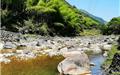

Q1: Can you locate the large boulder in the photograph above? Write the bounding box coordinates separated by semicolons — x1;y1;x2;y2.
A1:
58;51;91;75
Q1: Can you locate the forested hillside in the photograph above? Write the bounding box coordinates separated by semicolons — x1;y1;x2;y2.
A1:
1;0;102;36
107;17;120;34
102;17;120;35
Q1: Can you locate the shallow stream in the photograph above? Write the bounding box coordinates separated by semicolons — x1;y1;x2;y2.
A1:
90;54;106;75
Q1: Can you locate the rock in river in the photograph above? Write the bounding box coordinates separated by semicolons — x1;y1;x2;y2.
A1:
58;51;91;75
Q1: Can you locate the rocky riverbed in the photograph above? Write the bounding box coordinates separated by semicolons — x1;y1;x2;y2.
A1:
0;30;120;75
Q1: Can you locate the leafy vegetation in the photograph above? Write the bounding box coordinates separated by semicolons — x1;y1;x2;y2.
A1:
2;0;119;36
102;17;120;35
102;45;120;72
102;45;118;68
1;0;102;36
80;29;101;36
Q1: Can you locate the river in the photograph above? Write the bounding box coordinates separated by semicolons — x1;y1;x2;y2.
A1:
90;54;106;75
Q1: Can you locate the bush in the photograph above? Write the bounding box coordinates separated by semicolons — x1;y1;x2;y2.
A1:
39;23;49;35
80;29;101;36
104;17;120;35
102;45;120;69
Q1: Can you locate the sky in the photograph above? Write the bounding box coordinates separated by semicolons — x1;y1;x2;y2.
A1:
67;0;120;21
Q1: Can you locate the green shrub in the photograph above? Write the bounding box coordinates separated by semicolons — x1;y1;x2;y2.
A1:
80;29;101;36
102;17;120;35
39;23;49;35
102;45;120;69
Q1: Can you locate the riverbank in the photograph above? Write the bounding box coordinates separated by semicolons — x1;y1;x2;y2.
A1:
0;30;120;75
102;45;120;75
0;32;119;63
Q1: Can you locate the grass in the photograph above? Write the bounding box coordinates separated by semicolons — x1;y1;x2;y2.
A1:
1;55;64;75
80;29;101;36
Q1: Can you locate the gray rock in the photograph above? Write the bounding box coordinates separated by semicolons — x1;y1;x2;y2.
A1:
101;44;112;51
0;42;4;50
59;47;68;54
22;50;31;54
3;42;17;49
89;44;102;54
36;39;47;46
16;52;36;60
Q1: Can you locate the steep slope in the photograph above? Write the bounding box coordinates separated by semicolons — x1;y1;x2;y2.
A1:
1;0;103;36
80;9;106;24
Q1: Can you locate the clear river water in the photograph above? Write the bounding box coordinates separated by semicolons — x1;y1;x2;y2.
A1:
90;54;106;75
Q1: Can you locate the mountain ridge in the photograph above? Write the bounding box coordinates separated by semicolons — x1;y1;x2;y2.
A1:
80;9;106;24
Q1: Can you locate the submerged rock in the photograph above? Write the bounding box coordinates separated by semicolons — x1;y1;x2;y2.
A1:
16;52;36;60
15;50;36;60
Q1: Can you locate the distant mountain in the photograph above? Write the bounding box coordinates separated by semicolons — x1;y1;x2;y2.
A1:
80;9;106;24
